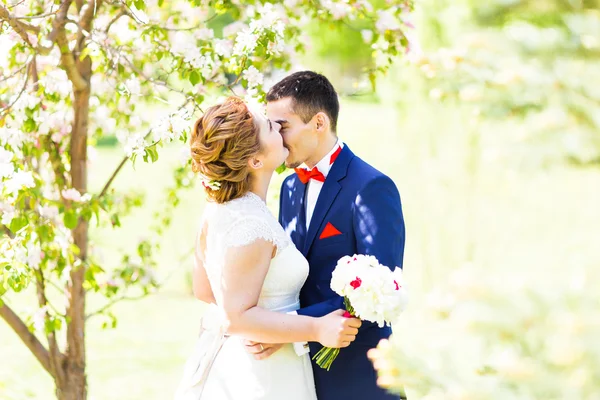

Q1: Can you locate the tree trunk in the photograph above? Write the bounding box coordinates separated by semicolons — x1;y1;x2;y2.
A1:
59;50;92;400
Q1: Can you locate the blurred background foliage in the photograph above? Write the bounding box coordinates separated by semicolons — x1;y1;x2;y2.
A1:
2;0;600;398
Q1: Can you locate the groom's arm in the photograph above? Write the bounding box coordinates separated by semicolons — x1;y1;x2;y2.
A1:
353;175;405;270
351;175;405;332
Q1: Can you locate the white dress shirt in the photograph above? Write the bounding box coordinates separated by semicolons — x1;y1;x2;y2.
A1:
305;140;344;230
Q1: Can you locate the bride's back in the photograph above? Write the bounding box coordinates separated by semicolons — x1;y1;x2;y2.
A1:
200;192;309;313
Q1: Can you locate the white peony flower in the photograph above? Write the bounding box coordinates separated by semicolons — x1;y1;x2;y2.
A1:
330;254;408;327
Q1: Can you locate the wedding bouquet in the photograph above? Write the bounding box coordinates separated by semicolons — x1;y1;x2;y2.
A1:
313;254;409;371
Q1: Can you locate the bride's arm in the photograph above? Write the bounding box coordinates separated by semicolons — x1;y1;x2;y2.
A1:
192;227;216;304
221;238;360;346
192;249;216;304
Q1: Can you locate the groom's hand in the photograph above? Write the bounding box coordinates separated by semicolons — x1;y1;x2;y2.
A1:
243;340;283;360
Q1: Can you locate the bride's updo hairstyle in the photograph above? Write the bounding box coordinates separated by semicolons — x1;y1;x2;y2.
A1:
190;97;261;204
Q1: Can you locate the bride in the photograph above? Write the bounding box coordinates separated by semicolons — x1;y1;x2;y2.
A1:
174;97;361;400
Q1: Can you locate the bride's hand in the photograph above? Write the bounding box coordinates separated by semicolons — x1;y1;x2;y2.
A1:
243;340;284;360
315;309;361;348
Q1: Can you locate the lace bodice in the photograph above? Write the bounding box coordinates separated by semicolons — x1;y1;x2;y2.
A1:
200;192;309;312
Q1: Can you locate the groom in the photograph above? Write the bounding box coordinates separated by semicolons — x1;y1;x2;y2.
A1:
248;71;405;400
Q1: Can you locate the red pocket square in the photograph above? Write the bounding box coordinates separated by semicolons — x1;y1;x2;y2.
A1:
320;222;342;239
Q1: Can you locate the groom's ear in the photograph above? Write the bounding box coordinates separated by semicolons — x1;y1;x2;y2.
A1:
314;112;330;133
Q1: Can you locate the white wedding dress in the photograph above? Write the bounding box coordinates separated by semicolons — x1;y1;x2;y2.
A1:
175;192;317;400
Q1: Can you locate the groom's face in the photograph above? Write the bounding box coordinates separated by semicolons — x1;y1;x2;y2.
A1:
266;97;318;169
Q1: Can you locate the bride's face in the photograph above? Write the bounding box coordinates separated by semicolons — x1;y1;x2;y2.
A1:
250;108;289;172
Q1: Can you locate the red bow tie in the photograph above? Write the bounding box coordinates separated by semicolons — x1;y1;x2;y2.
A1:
294;145;342;185
295;167;325;184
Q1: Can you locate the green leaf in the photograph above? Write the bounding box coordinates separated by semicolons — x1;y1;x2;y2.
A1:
158;0;164;7
189;70;200;86
9;215;27;233
276;163;287;174
134;0;145;11
111;214;121;228
143;145;159;163
64;209;78;229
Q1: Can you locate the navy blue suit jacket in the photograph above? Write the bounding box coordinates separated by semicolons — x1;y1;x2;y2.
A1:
279;145;405;400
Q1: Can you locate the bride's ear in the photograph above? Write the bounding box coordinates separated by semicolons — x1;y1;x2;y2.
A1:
248;156;264;170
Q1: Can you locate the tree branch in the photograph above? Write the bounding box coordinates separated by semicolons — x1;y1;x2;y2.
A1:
0;302;52;376
2;225;15;238
98;155;128;198
34;269;66;384
104;9;127;33
85;246;194;320
0;63;30;119
0;4;39;46
98;98;192;198
84;292;148;320
52;1;88;91
80;0;103;31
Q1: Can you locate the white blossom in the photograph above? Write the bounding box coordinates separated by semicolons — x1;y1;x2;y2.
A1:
170;31;196;56
61;188;91;202
322;0;352;20
124;75;142;96
41;69;71;97
179;145;191;167
250;3;282;33
123;134;147;158
223;21;247;38
0;147;15;178
27;241;43;269
0;202;16;226
4;170;35;195
152;109;191;143
38;204;59;219
196;28;214;41
32;305;49;333
376;9;401;33
233;29;258;56
361;29;374;44
214;39;234;58
243;66;264;88
184;53;215;79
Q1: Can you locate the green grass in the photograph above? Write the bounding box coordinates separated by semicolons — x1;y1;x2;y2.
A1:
2;98;600;399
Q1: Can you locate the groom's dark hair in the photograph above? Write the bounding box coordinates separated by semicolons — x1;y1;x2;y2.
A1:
266;71;340;133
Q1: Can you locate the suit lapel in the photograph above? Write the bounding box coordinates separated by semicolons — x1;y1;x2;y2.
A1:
302;146;354;256
287;177;307;251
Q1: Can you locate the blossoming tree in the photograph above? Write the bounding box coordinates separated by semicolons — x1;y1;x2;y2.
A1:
0;0;412;398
